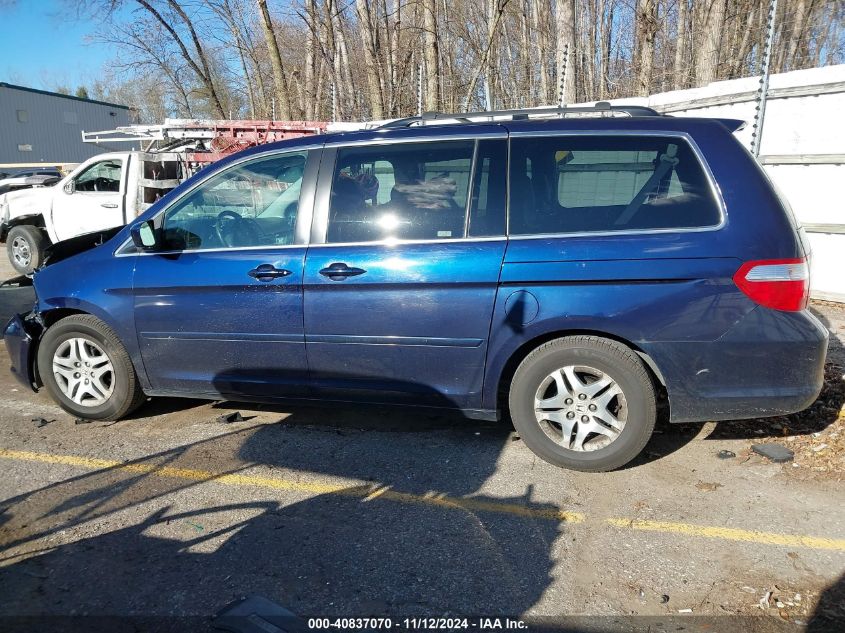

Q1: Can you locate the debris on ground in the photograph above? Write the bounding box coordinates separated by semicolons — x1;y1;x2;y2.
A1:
695;481;723;492
660;594;670;604
677;608;692;613
717;449;736;459
752;443;795;463
710;361;845;479
216;411;244;424
759;590;773;610
73;418;91;425
31;417;53;427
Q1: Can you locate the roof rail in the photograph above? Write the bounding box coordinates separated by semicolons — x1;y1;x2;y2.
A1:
379;102;662;129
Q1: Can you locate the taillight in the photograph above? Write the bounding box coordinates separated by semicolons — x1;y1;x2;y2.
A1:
733;258;809;311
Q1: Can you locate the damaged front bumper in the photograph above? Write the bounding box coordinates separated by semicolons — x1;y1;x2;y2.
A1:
4;311;43;391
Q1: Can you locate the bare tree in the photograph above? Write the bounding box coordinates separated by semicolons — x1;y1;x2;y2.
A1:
130;0;226;117
74;0;843;123
463;0;509;111
555;0;576;104
257;0;292;119
422;0;441;111
356;0;385;118
634;0;658;96
695;0;727;85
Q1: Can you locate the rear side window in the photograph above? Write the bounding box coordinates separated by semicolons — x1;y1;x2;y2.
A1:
508;135;721;235
327;140;474;243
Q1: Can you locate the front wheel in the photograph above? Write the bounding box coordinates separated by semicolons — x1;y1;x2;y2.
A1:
509;336;657;472
37;315;146;420
6;225;47;274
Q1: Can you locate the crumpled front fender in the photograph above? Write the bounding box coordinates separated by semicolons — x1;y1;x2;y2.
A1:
3;312;44;390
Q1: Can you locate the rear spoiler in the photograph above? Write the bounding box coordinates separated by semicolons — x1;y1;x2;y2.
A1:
715;118;746;132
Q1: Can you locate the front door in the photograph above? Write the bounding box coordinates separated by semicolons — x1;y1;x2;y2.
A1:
132;147;319;398
52;156;126;241
303;134;508;410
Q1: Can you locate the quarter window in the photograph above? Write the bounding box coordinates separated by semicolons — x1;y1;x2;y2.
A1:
327;141;475;243
161;151;307;251
468;139;507;237
508;135;720;235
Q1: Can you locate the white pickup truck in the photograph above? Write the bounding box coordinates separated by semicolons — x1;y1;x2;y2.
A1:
0;151;184;273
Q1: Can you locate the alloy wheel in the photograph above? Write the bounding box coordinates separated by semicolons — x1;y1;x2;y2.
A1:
52;337;115;407
534;365;628;452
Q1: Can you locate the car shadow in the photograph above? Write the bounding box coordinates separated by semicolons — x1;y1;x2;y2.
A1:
0;376;570;628
807;570;845;632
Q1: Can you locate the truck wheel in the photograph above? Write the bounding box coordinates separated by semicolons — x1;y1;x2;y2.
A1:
509;336;657;472
6;225;46;274
37;315;146;420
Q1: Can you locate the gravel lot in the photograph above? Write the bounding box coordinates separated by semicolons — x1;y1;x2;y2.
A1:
0;256;843;632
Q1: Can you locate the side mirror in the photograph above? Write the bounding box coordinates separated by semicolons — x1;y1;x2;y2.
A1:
130;220;158;251
63;180;75;195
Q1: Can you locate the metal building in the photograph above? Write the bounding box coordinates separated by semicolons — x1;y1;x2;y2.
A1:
0;82;131;166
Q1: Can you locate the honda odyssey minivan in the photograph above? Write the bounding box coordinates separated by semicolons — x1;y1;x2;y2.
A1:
4;104;828;471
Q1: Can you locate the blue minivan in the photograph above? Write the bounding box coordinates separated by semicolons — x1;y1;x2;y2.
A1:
3;105;829;471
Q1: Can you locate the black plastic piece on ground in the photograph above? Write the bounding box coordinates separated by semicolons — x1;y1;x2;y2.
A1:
717;449;736;459
31;417;53;427
751;443;794;463
73;418;92;425
217;411;244;423
213;595;306;633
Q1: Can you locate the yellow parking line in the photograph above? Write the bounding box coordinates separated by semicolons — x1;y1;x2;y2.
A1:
604;518;845;551
0;448;583;523
2;448;844;551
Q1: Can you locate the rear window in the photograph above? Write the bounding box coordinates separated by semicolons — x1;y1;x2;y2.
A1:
508;135;721;235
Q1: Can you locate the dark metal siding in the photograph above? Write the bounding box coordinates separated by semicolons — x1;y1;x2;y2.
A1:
0;84;131;165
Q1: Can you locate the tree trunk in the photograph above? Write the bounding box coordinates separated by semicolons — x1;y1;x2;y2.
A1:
784;0;810;70
386;0;401;115
422;0;440;111
634;0;657;96
330;1;356;118
531;0;550;103
555;0;576;104
463;0;508;111
257;0;292;120
730;0;757;77
673;0;689;88
303;0;317;120
695;0;727;86
600;0;614;98
356;0;385;119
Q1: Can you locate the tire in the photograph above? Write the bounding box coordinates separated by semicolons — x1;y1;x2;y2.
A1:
509;336;657;472
6;225;46;274
37;315;146;420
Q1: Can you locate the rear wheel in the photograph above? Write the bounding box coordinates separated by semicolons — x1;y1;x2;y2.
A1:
509;336;657;472
6;225;46;274
37;315;146;420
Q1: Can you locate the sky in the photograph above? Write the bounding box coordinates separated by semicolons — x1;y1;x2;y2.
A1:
0;0;117;92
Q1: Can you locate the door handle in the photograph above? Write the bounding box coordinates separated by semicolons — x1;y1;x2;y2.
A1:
101;203;118;209
319;262;366;281
248;264;292;281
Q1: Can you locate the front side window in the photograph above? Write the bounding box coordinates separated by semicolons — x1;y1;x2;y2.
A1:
75;160;123;193
327;140;474;243
509;135;720;235
161;151;307;251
